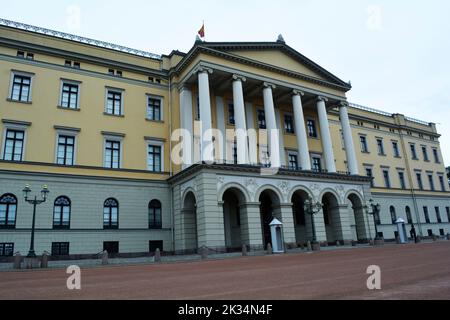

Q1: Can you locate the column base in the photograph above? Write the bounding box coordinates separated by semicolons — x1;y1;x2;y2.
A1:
374;238;385;246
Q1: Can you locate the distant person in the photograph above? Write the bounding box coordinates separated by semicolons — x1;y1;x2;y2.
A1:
410;224;417;243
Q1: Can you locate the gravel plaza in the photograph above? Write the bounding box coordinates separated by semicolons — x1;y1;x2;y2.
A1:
1;241;449;300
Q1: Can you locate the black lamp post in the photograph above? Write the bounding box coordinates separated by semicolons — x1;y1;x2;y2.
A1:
368;199;381;240
304;197;323;245
23;184;49;258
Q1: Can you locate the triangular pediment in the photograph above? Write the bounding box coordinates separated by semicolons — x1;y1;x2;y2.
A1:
195;42;351;90
226;49;326;80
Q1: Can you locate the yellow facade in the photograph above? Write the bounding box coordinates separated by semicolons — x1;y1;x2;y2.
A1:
1;20;450;258
0;23;448;196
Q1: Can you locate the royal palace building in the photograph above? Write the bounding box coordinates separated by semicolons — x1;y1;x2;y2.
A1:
0;19;449;259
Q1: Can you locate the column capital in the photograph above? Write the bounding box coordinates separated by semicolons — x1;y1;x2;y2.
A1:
232;74;247;82
263;82;276;90
338;101;349;108
317;96;329;103
292;89;304;97
179;84;191;92
196;66;213;75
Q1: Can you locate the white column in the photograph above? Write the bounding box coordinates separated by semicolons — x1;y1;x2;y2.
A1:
316;96;336;173
179;86;193;169
262;82;280;168
275;108;286;166
215;96;226;162
232;75;248;164
245;102;258;165
339;102;359;175
198;67;214;163
292;90;311;171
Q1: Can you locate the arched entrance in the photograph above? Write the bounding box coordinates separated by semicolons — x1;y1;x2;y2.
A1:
321;192;340;244
347;193;368;242
259;189;281;249
222;188;246;250
291;190;311;244
182;191;198;253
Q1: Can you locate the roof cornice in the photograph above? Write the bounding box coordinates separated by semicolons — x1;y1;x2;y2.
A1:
0;37;167;78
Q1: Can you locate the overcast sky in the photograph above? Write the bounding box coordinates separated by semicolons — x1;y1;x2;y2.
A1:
3;0;450;166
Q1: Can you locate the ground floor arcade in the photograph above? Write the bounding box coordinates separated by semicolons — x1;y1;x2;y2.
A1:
171;164;374;254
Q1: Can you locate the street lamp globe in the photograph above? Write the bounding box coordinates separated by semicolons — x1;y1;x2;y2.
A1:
22;184;31;200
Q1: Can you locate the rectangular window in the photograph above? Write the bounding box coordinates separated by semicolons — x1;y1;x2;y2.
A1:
103;206;118;230
288;153;298;170
392;141;400;157
312;157;322;172
147;97;162;121
105;140;121;169
284;115;294;134
428;174;435;191
383;170;391;188
424;207;430;223
422;146;429;161
60;83;79;109
103;241;119;254
228;104;235;125
196;97;200;120
416;173;423;190
232;142;238;165
57;135;75;166
26;53;34;60
410;144;418;159
3;129;24;161
260;146;270;167
360;136;368;153
398;172;406;189
433;149;440;163
148;145;162;172
446;207;450;223
73;62;80;69
149;241;163;253
11;74;31;102
439;176;446;191
366;168;374;187
17;51;25;58
307;120;317;138
376;139;385;155
0;243;14;257
106;90;122;116
257;109;266;129
435;207;442;223
51;242;69;256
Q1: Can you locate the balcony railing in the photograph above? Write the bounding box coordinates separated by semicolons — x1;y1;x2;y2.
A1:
196;160;351;176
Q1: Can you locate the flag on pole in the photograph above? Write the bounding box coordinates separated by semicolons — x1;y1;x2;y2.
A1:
198;22;205;38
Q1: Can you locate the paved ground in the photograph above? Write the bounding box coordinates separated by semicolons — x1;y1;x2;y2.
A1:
0;241;449;300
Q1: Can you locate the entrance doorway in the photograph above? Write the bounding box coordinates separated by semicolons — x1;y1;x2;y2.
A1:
259;189;281;249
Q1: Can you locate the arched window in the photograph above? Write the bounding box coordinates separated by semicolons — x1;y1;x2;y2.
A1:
53;196;71;229
390;206;397;224
0;194;17;228
149;200;162;229
406;206;413;224
103;198;119;229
